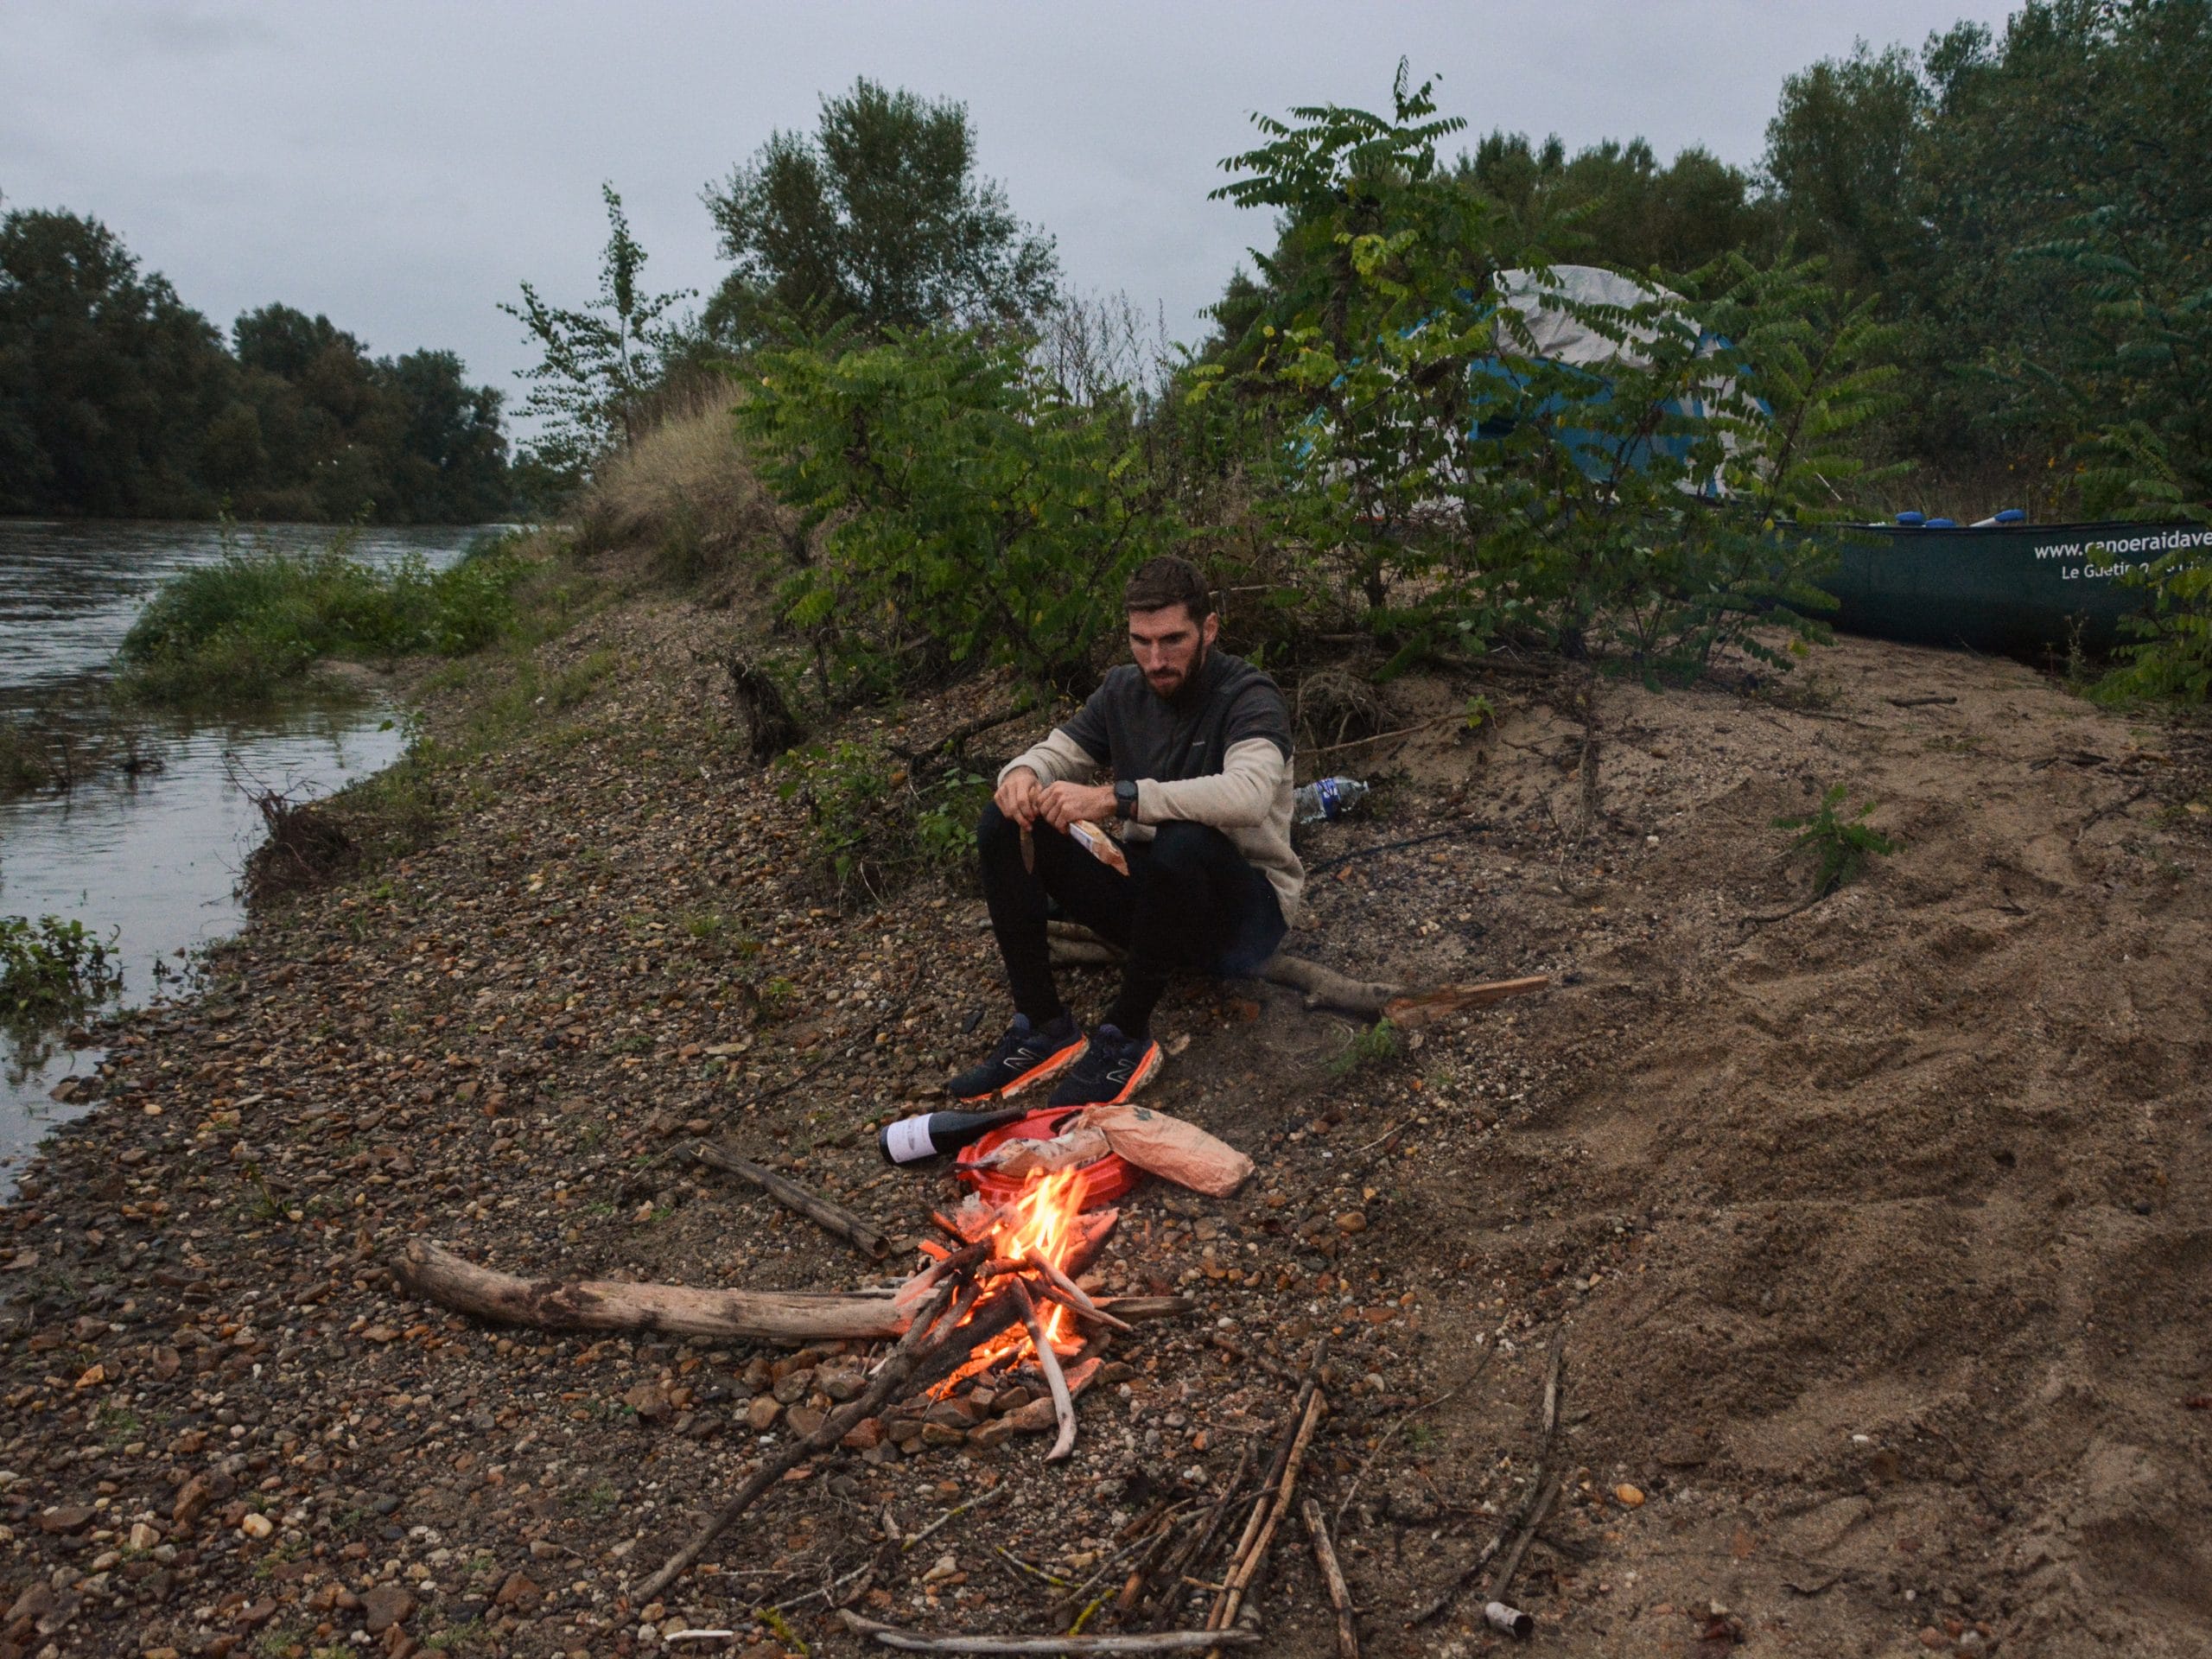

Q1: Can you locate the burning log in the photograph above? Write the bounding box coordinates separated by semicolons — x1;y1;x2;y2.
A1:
837;1612;1259;1653
692;1141;888;1260
1007;1277;1077;1461
1033;1276;1135;1333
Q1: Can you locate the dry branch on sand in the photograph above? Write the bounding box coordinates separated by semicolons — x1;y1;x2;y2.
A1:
1042;922;1547;1021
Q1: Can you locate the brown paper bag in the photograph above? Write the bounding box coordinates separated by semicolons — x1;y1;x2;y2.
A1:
1081;1103;1253;1197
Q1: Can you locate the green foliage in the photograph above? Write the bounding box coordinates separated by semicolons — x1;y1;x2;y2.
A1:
1200;67;1896;683
0;207;510;521
741;327;1174;695
2096;511;2212;704
1461;131;1780;273
1765;2;2212;497
1;915;123;1031
1772;785;1900;896
118;528;533;702
702;78;1058;347
772;741;994;904
502;184;693;487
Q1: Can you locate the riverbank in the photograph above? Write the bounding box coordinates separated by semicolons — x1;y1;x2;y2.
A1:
1;536;2209;1657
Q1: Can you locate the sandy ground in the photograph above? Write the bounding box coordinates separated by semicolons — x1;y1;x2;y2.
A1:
1;565;2207;1659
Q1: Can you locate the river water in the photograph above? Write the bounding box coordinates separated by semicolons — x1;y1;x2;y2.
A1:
0;520;491;1180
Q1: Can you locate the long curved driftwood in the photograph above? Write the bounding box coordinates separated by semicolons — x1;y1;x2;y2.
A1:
392;1240;908;1343
394;1215;1164;1350
1046;927;1547;1022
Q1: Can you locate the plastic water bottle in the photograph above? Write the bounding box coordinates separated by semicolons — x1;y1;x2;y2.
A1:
1294;776;1370;823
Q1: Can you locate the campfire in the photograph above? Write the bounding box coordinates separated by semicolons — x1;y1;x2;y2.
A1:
904;1166;1123;1455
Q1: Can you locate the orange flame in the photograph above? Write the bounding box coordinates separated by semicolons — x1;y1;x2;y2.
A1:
930;1167;1091;1395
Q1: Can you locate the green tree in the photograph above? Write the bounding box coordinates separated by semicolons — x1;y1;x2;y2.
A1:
1199;67;1896;681
1763;41;1930;290
0;207;234;514
739;327;1170;695
703;78;1058;345
1461;132;1779;274
502;183;691;485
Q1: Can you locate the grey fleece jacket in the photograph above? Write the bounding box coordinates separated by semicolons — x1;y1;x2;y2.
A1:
999;651;1305;922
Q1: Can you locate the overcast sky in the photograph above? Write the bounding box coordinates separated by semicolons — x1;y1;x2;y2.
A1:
5;2;2020;435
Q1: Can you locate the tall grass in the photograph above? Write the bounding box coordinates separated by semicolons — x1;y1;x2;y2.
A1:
118;529;536;702
580;382;791;585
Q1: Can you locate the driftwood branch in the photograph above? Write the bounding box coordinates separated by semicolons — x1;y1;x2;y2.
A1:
1211;1387;1325;1641
634;1280;961;1602
1382;976;1549;1028
1300;1498;1360;1659
838;1611;1257;1653
1009;1276;1078;1462
1046;924;1546;1022
1412;1335;1567;1626
693;1141;888;1260
392;1241;907;1343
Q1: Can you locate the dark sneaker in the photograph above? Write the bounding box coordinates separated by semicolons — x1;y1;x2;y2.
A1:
947;1014;1087;1103
1046;1024;1162;1108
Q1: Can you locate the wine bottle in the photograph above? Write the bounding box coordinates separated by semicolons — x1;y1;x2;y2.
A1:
879;1106;1027;1166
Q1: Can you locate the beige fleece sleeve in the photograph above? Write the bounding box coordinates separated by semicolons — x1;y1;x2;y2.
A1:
998;728;1103;790
1133;738;1286;830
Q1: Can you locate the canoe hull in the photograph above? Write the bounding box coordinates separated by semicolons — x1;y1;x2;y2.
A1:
1818;521;2209;658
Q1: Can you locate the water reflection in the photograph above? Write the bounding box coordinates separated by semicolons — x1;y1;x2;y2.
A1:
0;518;493;1180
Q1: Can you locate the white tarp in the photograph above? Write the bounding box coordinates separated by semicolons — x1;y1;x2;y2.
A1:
1493;264;1689;369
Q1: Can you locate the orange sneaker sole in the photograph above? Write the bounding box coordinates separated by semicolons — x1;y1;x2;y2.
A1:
1100;1041;1162;1104
990;1038;1088;1101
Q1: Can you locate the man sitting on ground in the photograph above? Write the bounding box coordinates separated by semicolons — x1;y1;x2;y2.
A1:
950;556;1304;1107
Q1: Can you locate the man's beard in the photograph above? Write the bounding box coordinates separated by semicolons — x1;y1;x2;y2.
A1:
1146;642;1207;702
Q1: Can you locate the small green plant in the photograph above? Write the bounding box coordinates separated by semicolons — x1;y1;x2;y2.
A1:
2096;531;2212;705
1;915;124;1028
913;767;994;867
1330;1018;1401;1077
774;740;897;897
1772;785;1899;896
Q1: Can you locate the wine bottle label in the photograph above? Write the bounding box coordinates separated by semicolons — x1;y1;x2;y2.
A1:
884;1116;938;1164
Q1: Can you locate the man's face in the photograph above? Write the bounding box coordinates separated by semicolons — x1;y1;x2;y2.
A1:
1128;604;1218;700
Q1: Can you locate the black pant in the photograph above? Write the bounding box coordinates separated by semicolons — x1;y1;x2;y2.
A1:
977;803;1287;1037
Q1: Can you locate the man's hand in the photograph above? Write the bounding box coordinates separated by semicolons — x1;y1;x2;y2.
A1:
1038;780;1118;831
995;766;1044;827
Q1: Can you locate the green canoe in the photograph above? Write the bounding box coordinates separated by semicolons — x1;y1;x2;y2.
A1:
1818;519;2211;658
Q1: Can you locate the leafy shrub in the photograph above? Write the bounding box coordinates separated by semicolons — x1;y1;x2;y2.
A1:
2098;541;2212;703
1198;65;1898;684
118;529;534;702
773;741;994;904
1772;785;1899;895
2;915;123;1029
739;327;1176;696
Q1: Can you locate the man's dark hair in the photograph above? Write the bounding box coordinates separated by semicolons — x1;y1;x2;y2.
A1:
1123;556;1213;623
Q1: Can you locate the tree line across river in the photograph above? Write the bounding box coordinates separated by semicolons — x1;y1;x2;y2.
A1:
2;0;2205;525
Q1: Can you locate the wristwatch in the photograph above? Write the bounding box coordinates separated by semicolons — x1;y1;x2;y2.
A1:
1114;779;1140;822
